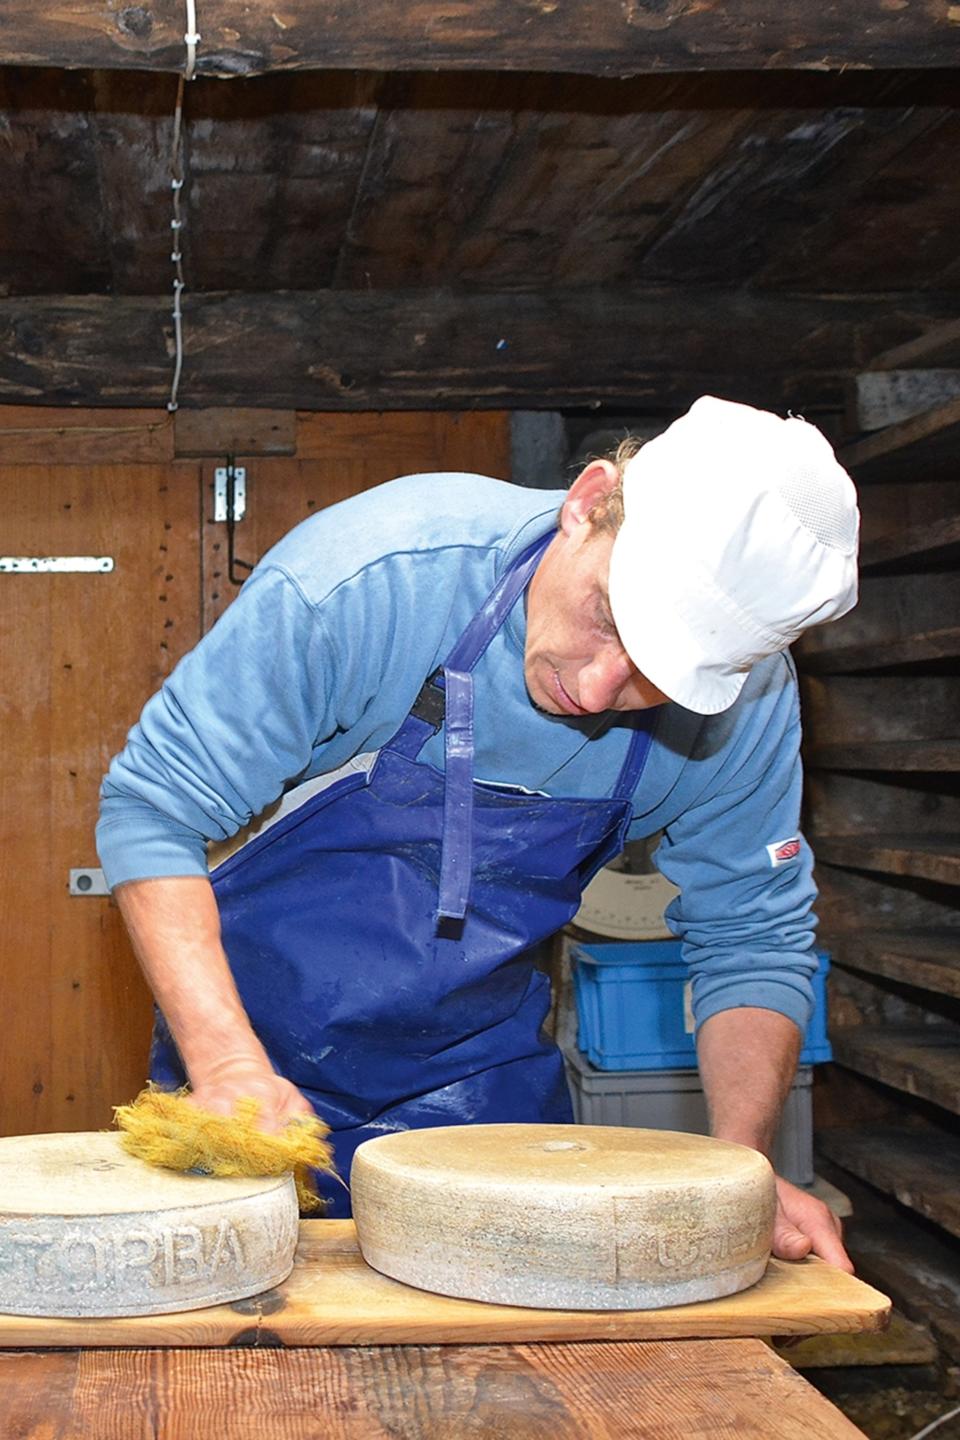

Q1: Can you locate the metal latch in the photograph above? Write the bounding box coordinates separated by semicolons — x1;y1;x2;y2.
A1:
214;465;246;522
69;868;110;896
1;557;114;573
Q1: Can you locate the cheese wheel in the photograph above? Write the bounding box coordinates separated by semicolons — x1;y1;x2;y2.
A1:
352;1124;776;1310
0;1132;299;1317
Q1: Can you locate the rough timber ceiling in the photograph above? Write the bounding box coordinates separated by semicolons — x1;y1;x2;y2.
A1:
0;54;957;411
1;67;958;299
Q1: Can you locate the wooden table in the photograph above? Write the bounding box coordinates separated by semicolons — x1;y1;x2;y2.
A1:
0;1221;881;1436
0;1339;867;1437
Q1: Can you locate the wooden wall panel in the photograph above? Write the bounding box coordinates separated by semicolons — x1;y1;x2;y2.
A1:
0;407;173;465
801;676;960;745
0;462;201;1136
798;570;960;660
806;773;960;838
0;409;508;1135
202;410;511;629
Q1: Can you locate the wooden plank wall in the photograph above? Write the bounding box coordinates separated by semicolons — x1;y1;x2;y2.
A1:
0;406;511;1138
0;455;201;1136
795;380;960;1363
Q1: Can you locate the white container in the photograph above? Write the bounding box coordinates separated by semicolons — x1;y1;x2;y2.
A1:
563;1041;814;1188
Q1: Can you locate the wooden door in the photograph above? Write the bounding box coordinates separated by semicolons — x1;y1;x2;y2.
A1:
0;409;510;1138
0;461;201;1136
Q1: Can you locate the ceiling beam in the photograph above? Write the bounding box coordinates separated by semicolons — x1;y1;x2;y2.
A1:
0;289;954;413
2;2;957;77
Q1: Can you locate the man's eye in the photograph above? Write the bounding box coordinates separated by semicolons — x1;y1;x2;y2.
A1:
596;603;618;638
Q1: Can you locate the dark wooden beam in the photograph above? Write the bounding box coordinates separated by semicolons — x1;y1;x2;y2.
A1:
0;289;955;412
2;2;958;77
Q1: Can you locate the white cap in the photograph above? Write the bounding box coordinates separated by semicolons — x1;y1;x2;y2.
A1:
607;395;860;716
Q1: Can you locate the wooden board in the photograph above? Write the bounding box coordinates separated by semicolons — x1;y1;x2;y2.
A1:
830;930;960;1001
830;1025;960;1115
861;512;960;569
3;0;957;75
816;1160;960;1367
772;1308;936;1370
839;394;960;483
817;1125;960;1238
814;836;960;887
0;406;172;464
0;1339;870;1440
799;625;960;674
0;1219;890;1348
806;739;960;771
1;290;952;412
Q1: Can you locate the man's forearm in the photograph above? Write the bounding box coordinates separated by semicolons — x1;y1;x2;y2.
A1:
695;1006;801;1157
114;875;271;1087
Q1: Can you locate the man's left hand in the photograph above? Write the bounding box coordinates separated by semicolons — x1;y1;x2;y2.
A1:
773;1175;853;1271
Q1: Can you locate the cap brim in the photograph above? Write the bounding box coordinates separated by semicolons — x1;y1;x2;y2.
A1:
608;524;750;716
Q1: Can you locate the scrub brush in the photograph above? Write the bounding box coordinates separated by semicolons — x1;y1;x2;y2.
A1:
113;1084;334;1212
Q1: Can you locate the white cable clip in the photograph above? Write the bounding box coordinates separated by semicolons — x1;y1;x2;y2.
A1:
183;0;200;80
171;178;184;191
170;219;183;230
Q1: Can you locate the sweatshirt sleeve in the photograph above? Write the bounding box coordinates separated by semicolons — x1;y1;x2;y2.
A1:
652;654;818;1035
97;565;341;888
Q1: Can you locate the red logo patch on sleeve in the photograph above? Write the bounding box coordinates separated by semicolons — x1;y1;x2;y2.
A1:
767;837;801;866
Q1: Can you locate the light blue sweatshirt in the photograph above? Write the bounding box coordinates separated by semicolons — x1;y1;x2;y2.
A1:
98;473;818;1034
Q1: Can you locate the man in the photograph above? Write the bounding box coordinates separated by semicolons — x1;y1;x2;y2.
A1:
98;395;859;1267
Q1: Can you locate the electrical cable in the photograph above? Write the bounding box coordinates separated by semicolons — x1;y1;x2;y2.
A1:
167;1;200;413
905;1405;960;1440
183;0;200;82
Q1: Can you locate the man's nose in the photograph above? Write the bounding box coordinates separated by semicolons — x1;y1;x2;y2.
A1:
578;645;637;712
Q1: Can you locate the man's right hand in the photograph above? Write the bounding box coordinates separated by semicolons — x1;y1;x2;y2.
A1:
188;1057;316;1134
114;875;315;1136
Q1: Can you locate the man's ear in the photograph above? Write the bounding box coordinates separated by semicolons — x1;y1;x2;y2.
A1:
560;459;620;536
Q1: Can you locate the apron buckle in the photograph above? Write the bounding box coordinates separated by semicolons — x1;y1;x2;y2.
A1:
410;669;446;732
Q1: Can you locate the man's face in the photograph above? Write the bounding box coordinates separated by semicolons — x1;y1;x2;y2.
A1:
524;462;670;716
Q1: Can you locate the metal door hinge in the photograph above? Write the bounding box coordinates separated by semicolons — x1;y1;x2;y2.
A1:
214;465;246;522
1;557;114;574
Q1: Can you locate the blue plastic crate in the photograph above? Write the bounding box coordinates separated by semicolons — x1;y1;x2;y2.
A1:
571;939;832;1071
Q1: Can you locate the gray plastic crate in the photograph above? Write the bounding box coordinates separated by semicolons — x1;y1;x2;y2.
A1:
563;1040;814;1188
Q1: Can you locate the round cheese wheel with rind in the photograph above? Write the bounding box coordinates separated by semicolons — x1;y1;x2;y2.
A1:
0;1132;299;1317
352;1124;776;1310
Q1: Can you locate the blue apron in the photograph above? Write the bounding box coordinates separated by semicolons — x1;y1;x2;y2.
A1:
150;531;655;1214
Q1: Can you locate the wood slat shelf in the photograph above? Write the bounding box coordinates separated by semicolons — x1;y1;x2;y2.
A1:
861;512;960;569
839;394;960;483
831;1025;960;1116
772;1310;937;1371
799;626;960;674
814;1161;960;1365
814;836;960;886
829;930;960;1000
807;739;960;771
817;1126;960;1239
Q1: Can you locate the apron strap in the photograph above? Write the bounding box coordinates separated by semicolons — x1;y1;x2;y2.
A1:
389;528;553;762
443;530;553;675
436;669;475;922
611;709;659;800
390;525;658;926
